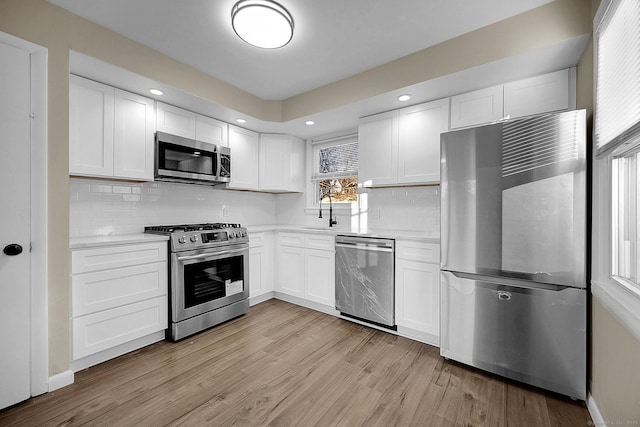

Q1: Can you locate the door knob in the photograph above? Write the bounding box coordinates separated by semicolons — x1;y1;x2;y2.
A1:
3;244;23;256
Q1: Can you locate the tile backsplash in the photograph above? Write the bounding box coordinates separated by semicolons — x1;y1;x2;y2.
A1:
70;178;440;237
69;178;277;237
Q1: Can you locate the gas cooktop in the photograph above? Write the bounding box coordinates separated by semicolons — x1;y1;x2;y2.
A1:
144;222;248;252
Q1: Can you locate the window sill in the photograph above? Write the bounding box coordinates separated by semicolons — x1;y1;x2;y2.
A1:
591;278;640;343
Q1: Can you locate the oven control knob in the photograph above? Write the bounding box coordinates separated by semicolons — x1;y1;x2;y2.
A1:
229;232;235;239
190;235;198;243
241;231;247;237
178;236;186;244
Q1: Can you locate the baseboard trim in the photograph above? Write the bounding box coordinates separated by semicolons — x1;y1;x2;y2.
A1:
587;393;604;426
48;370;74;392
249;292;275;306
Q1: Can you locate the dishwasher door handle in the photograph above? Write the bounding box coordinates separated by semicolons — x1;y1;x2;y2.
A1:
336;242;394;252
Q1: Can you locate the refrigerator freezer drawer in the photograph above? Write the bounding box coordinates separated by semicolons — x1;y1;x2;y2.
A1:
440;271;586;400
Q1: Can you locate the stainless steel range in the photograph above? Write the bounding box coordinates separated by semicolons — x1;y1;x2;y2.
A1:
145;223;249;341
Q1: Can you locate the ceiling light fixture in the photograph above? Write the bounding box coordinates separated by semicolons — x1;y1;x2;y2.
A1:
305;120;315;125
398;94;411;102
236;118;247;124
149;88;164;96
231;0;294;49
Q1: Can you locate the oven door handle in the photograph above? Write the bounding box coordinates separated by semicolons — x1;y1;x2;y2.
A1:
177;247;247;262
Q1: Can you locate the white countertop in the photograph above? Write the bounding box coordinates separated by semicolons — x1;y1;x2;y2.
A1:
70;233;169;249
70;225;439;248
246;224;440;243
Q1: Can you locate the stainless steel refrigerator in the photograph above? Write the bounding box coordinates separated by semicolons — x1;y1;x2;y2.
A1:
439;110;587;400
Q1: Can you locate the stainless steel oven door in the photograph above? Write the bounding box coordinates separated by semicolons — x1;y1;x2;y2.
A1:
171;244;249;323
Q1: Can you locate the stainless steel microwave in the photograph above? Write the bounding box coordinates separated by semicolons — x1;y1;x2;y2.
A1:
155;131;230;186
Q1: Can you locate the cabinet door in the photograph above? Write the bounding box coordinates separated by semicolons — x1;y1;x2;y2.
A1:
69;75;114;177
113;89;155;180
196;114;228;146
358;110;398;186
398;98;450;184
228;125;259;190
72;296;168;360
277;245;305;298
249;243;273;298
450;85;504;129
259;134;289;191
395;259;440;336
304;249;335;307
155;102;196;139
503;69;570;119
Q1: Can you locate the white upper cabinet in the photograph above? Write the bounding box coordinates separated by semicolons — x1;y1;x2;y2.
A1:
359;98;449;186
358;110;399;187
69;75;154;181
155;102;196;139
69;75;114;177
450;85;504;129
156;102;229;146
259;133;305;192
228;125;259;190
195;114;228;146
113;89;155;180
503;69;571;119
398;98;450;184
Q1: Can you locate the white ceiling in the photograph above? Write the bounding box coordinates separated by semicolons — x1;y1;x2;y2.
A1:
50;0;589;139
50;0;555;100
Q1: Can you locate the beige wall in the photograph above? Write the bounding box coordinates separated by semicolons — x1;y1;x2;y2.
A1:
0;0;594;377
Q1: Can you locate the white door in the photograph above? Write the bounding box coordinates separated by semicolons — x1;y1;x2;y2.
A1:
0;41;31;409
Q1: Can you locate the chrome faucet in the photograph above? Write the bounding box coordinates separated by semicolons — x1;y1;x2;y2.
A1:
318;189;337;227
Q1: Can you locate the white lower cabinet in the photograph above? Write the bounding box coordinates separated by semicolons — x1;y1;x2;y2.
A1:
395;240;440;345
249;232;274;302
70;240;168;369
276;232;335;310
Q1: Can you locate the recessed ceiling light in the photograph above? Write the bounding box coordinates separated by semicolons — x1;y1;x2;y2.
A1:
149;88;164;96
236;118;247;124
305;120;315;125
231;0;294;49
398;94;411;102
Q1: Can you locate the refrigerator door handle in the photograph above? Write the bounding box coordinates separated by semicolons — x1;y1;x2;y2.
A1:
443;270;571;292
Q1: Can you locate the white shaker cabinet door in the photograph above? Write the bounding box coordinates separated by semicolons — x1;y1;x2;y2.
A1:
69;75;114;177
196;114;228;146
113;89;155;180
450;85;504;129
276;245;305;298
503;69;571;119
358;110;399;187
395;259;440;337
228;125;259;190
259;133;290;191
155;102;196;139
397;98;450;184
304;248;335;307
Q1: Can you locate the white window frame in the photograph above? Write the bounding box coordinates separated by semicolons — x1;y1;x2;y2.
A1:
592;0;640;342
305;131;358;213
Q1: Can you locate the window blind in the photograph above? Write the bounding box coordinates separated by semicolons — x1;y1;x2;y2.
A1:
595;0;640;155
311;141;358;181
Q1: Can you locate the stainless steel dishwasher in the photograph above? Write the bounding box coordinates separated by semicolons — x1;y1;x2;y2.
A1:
335;235;395;328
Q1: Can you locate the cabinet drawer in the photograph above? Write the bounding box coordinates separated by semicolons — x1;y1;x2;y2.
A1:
71;242;167;274
278;232;305;248
249;232;266;248
72;296;168;360
305;234;335;251
72;262;168;317
396;240;440;264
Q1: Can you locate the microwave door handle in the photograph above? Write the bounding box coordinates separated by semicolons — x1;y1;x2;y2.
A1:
177;247;247;262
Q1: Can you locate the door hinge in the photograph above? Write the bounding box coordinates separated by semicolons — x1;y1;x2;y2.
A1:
30;242;33;252
29;112;36;119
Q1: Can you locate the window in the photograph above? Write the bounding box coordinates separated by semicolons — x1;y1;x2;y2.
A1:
594;0;640;302
612;149;640;287
309;134;358;207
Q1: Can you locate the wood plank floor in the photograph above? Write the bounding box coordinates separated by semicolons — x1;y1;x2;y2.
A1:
0;299;592;426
